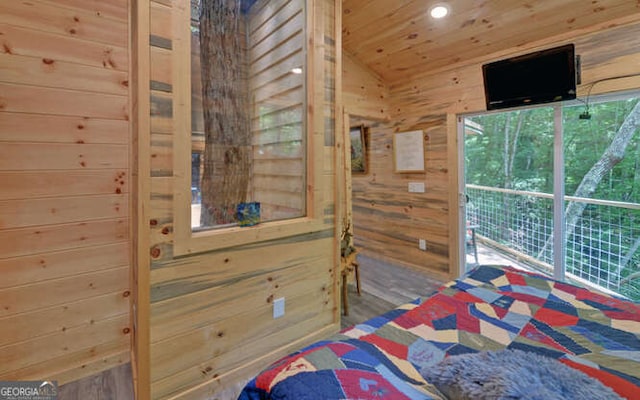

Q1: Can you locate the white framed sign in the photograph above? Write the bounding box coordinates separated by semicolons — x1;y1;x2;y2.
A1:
393;130;425;172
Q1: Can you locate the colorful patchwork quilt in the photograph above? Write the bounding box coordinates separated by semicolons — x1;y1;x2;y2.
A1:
238;265;640;399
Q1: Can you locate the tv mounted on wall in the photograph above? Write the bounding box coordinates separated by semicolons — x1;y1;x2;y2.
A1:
482;44;578;110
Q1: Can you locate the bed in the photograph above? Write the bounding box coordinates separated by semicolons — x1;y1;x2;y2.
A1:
238;265;640;399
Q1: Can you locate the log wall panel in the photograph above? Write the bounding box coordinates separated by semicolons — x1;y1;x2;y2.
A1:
344;20;640;280
164;326;339;400
10;341;130;382
0;195;128;229
0;24;128;72
250;15;304;63
149;232;333;301
150;261;332;381
0;170;128;201
0;0;130;387
0;113;128;144
150;252;332;343
0;291;129;347
0;242;129;289
0;266;129;318
149;177;172;224
150;91;173;135
150;133;173;176
252;74;304;104
144;0;339;397
0;53;128;95
0;218;128;260
150;46;172;88
0;83;128;120
152;289;333;399
0;0;127;47
0;313;129;376
0;143;128;171
149;2;171;42
40;0;129;22
248;0;295;35
250;51;305;90
249;32;305;77
342;52;390;120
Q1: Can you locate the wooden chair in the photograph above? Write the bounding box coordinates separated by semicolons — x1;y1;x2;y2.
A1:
466;223;479;265
341;250;361;316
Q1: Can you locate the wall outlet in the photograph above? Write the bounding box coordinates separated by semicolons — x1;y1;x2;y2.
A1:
408;182;425;193
273;297;285;319
419;239;427;251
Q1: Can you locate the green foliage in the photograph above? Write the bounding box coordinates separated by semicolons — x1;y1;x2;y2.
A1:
465;95;640;300
563;98;640;202
466;98;640;200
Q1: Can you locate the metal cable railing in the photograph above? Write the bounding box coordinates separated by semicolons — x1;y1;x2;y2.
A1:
466;184;640;300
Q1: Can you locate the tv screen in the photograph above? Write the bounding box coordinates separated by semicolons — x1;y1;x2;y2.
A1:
482;44;577;110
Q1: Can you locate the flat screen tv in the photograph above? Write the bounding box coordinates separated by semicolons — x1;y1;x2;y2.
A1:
482;44;577;110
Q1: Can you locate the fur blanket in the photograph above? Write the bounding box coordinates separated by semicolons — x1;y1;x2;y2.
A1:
421;349;622;400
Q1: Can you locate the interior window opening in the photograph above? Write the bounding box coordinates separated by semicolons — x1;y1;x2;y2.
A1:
190;0;307;231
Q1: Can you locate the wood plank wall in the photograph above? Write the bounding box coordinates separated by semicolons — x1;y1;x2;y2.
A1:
343;47;452;279
343;52;390;121
0;0;131;385
145;0;340;398
344;19;640;280
249;0;306;219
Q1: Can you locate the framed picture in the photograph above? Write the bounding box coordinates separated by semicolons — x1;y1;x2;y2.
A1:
393;130;425;172
350;125;368;174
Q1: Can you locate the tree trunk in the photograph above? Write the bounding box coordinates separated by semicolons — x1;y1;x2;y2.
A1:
503;113;512;188
537;100;640;259
198;0;251;226
501;111;527;243
508;111;527;185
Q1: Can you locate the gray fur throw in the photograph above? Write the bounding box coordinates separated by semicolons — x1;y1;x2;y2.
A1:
421;349;622;400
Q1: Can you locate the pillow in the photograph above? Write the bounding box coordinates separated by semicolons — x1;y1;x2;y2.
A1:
421;349;622;400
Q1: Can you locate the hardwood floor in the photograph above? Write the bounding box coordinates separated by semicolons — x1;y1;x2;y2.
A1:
341;254;446;329
341;285;397;329
58;363;134;400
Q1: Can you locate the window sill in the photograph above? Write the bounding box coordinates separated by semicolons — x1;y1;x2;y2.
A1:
173;217;326;256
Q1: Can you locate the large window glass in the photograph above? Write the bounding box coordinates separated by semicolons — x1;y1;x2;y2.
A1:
463;92;640;300
563;95;640;299
190;0;307;230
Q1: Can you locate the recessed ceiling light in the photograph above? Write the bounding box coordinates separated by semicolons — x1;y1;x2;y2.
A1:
430;4;450;19
291;67;303;74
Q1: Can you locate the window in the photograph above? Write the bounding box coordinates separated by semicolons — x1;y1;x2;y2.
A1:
462;92;640;299
174;0;324;255
190;0;306;230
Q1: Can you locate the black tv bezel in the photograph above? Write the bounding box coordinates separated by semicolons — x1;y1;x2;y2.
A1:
482;44;577;110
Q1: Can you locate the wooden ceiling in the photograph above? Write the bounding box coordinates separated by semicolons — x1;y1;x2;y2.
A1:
342;0;640;84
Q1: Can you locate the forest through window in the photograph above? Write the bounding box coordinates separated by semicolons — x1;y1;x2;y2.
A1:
465;93;640;299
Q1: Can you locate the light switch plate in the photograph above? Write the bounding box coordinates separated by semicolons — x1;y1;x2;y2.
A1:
408;182;425;193
419;239;427;251
273;297;285;318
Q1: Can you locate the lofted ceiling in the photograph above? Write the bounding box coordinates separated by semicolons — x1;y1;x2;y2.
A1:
342;0;640;84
